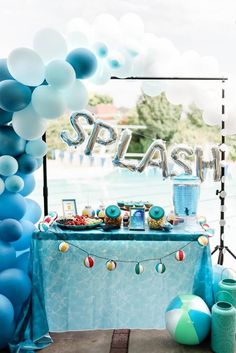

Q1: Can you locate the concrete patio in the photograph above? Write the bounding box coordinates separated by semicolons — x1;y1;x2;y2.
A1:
0;330;212;353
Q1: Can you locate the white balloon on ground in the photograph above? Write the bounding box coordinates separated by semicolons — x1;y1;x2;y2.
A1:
33;28;67;63
64;80;88;111
7;47;44;86
45;60;76;89
12;104;47;140
32;85;66;119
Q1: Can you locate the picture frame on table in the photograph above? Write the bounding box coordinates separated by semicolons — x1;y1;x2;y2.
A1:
129;207;145;230
62;199;77;217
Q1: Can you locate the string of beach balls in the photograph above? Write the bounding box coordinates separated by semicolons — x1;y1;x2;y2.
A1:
39;213;212;275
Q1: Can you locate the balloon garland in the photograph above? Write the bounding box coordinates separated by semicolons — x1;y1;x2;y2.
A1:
0;12;219;348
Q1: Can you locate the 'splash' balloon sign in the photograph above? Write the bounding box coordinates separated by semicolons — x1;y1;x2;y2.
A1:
61;110;221;182
0;13;225;348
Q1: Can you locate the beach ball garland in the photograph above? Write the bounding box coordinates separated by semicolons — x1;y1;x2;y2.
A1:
135;262;144;275
197;235;209;247
175;250;185;262
106;260;117;271
59;242;70;253
156;261;166;274
84;255;95;268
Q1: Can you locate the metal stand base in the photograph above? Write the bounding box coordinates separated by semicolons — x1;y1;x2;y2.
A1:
211;245;236;265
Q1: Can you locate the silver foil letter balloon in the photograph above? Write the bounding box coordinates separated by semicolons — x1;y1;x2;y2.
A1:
171;144;193;175
137;139;169;178
84;119;118;155
112;129;137;172
60;110;95;147
195;146;221;182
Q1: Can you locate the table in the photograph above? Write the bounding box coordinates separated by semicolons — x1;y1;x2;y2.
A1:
10;225;214;353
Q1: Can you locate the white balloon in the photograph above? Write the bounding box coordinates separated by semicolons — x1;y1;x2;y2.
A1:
7;47;45;86
12;104;47;140
92;14;122;43
66;31;89;50
120;13;144;38
33;28;67;63
65;80;88;111
45;60;76;89
89;62;111;85
202;107;221;126
107;51;125;70
32;85;66;119
165;82;196;106
67;18;92;37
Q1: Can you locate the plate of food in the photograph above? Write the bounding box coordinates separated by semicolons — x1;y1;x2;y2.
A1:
55;215;103;230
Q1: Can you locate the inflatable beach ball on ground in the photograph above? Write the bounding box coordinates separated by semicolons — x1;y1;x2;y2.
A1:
165;294;211;345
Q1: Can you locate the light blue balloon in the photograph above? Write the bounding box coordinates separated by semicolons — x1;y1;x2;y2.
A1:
0;268;31;306
0;177;5;195
5;175;24;193
45;60;75;89
0;241;16;272
25;139;47;158
15;251;30;273
0;155;18;176
0;294;15;349
65;80;88;111
22;198;42;224
11;220;35;251
0;192;26;220
18;173;35;197
31;85;66;120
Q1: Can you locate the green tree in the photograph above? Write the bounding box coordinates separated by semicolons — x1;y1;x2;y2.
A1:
89;93;113;106
127;93;182;153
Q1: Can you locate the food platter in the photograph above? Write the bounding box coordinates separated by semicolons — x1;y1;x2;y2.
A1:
55;216;103;230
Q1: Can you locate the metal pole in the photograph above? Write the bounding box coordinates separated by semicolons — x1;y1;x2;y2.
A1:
42;132;48;216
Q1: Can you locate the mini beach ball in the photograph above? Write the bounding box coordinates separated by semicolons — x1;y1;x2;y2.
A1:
165;294;211;345
59;242;69;253
106;260;117;271
84;256;94;268
175;250;185;262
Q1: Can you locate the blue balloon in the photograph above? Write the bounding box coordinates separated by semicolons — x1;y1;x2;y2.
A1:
93;42;108;58
0;155;18;177
15;251;30;273
0;108;12;126
25;139;47;158
0;125;26;157
5;175;24;193
22;198;42;224
36;157;43;169
66;48;98;79
0;268;31;306
0;79;32;112
0;58;13;81
0;241;16;272
0;294;15;349
11;220;35;251
17;154;38;174
18;173;35;197
0;218;23;242
0;192;27;220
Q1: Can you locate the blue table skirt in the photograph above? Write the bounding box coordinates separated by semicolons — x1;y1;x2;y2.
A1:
10;226;214;352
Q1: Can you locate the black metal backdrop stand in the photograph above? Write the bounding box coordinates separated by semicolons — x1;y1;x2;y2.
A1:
42;76;236;265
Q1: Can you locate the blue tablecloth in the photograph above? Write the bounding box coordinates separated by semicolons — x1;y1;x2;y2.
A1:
10;226;214;352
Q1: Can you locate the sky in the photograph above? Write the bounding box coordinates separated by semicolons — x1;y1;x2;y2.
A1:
0;0;235;106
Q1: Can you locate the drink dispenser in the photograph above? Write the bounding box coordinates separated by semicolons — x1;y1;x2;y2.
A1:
173;174;200;218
